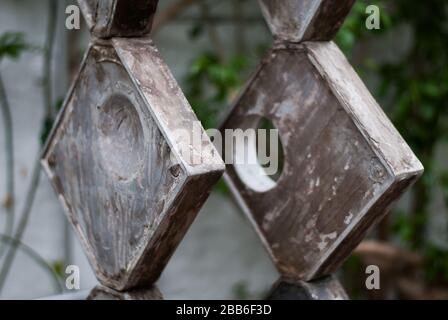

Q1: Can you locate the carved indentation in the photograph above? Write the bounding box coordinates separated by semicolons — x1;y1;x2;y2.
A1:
42;40;225;291
98;94;145;180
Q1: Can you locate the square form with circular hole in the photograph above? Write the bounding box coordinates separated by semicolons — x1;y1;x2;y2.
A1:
42;38;224;291
220;41;423;281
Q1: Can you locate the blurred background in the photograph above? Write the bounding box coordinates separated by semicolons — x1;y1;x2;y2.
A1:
0;0;447;299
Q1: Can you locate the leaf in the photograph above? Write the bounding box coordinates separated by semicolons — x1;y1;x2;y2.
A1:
40;115;55;146
422;83;441;98
51;260;65;279
424;245;448;283
0;32;29;61
188;22;205;40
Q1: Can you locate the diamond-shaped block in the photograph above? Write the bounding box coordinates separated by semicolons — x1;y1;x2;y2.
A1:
42;38;224;291
258;0;355;42
77;0;159;38
221;41;423;281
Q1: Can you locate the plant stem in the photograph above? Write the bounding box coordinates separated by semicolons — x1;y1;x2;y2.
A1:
0;234;63;294
199;0;225;62
0;157;42;293
152;0;199;32
44;0;58;119
0;71;15;257
233;0;246;55
0;0;59;293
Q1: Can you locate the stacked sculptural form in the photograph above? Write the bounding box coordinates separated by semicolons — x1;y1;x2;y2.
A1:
41;0;423;300
42;0;225;299
220;0;423;299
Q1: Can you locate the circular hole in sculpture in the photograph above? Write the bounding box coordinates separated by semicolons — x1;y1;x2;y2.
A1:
233;115;285;193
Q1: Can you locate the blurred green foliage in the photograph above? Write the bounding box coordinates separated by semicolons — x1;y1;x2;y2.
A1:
336;1;392;54
185;53;248;129
0;32;29;61
338;0;448;282
40;97;64;146
329;0;448;284
424;244;448;282
232;281;251;300
51;259;65;280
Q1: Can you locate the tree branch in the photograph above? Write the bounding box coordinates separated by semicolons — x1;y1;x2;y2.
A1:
233;0;246;55
354;240;423;273
152;0;199;33
199;0;225;62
